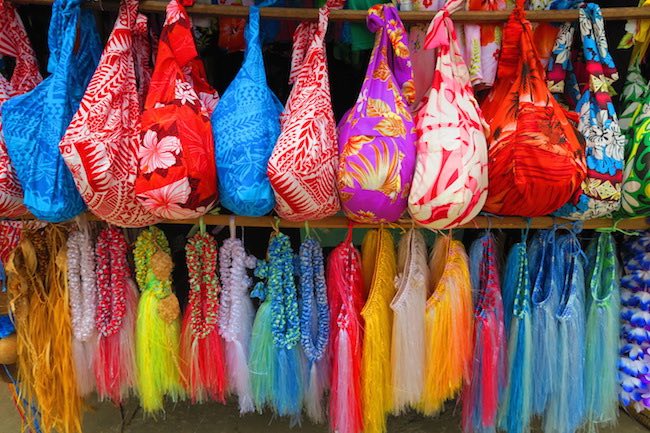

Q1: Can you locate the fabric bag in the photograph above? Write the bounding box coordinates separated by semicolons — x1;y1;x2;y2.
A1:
60;0;159;227
135;0;219;220
0;0;42;218
337;4;416;224
213;2;283;217
1;0;101;222
547;4;624;219
408;0;488;230
267;0;343;222
479;0;586;217
464;0;506;89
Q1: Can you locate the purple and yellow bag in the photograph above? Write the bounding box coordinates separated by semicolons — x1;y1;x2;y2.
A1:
337;3;417;224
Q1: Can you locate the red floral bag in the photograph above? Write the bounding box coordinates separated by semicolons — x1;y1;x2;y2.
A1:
0;0;42;217
60;0;159;227
135;0;219;219
480;1;586;216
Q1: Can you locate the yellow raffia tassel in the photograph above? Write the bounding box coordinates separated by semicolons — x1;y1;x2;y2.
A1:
7;226;83;433
420;236;474;415
134;227;185;414
360;229;396;433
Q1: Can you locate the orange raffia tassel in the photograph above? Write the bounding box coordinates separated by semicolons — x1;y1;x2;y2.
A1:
180;231;227;403
421;236;474;415
328;227;364;433
7;225;83;433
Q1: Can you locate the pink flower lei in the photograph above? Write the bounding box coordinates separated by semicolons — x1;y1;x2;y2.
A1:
95;227;130;337
67;229;97;342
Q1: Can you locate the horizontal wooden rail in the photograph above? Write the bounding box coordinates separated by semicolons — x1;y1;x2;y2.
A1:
13;213;649;230
10;0;650;22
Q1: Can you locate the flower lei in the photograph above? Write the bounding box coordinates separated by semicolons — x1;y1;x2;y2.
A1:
134;226;172;298
219;236;257;341
253;232;300;350
95;227;129;338
67;229;97;342
186;232;220;339
299;238;329;363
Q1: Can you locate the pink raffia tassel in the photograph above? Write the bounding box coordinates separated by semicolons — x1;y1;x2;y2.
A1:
94;227;138;404
180;231;227;403
328;228;364;433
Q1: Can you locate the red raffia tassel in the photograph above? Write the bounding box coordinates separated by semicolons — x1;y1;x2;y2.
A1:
180;231;227;403
328;227;364;433
94;227;138;404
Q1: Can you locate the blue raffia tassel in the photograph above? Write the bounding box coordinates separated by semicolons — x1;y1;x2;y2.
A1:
498;234;533;433
583;232;620;431
544;232;586;433
249;232;304;420
0;315;15;339
529;230;560;416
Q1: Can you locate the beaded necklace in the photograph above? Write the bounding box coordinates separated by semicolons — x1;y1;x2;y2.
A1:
95;227;129;338
299;238;329;362
253;232;300;350
134;226;172;297
186;232;220;339
68;230;97;342
219;230;257;341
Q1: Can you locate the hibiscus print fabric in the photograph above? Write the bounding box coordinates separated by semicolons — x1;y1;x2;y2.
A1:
548;4;624;219
0;0;42;218
60;0;160;227
268;0;343;221
213;4;283;217
408;0;488;229
337;4;417;224
135;0;219;220
480;0;586;217
1;0;101;222
464;0;506;89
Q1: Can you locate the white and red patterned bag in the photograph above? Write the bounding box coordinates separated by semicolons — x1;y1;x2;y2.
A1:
267;0;343;221
59;0;159;227
407;0;488;229
0;0;42;218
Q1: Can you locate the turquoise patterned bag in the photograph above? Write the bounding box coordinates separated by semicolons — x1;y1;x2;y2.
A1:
1;0;101;222
212;3;283;217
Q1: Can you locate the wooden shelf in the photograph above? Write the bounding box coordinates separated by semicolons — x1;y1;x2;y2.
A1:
12;213;647;230
10;0;650;22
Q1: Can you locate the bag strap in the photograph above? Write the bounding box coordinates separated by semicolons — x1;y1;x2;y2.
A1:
133;13;153;107
0;0;41;94
495;0;528;82
162;0;199;69
546;22;576;96
365;3;414;105
47;0;82;74
581;4;617;98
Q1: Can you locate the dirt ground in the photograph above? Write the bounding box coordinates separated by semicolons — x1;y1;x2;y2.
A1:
1;385;648;433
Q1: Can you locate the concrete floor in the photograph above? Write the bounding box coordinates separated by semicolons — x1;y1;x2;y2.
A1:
0;385;648;433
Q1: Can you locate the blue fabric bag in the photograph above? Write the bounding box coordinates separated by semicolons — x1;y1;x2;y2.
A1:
1;0;101;222
212;3;283;217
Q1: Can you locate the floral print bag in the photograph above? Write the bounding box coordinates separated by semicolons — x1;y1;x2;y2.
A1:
267;0;343;222
547;4;625;219
408;0;488;229
0;0;42;218
60;0;159;227
134;0;219;219
479;0;586;217
337;3;416;224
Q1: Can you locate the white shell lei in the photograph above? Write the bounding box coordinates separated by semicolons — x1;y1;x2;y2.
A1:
219;236;257;341
67;229;97;342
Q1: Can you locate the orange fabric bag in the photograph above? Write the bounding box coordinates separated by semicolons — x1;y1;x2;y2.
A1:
480;1;586;217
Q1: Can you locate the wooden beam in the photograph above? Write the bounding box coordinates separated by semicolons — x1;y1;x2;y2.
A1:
10;0;650;22
13;213;648;230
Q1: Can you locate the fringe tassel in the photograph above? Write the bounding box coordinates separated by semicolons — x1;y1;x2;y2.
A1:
249;301;276;412
544;234;586;433
497;242;533;433
584;233;620;431
72;336;97;397
272;345;304;420
136;290;184;413
304;356;330;423
180;309;227;403
421;236;473;416
328;234;364;433
95;280;138;404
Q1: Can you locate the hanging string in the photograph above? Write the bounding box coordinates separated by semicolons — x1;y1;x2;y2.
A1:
298;237;330;423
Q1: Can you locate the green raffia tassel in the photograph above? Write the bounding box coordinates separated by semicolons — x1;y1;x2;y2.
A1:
249;301;276;411
135;227;185;413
